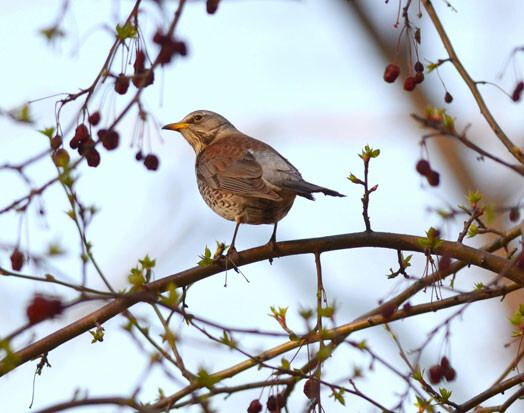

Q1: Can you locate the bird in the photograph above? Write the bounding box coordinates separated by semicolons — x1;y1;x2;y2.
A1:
162;110;344;256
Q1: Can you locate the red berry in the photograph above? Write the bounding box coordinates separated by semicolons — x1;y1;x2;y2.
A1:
383;63;400;83
509;207;520;222
115;74;130;95
50;135;62;150
303;379;320;399
88;111;101;126
247;399;262;413
445;92;453;103
414;61;424;73
10;249;24;271
75;124;89;140
440;356;450;369
135;150;143;161
102;130;119;151
427;170;440;186
144;154;159;171
86;149;101;167
414;72;424;84
428;365;444;384
206;0;219;14
404;76;416;91
52;148;70;167
26;295;63;324
416;159;431;176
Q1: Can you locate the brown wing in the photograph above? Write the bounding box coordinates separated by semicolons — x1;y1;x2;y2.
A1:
196;137;282;201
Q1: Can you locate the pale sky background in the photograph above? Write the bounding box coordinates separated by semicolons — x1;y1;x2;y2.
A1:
1;0;524;412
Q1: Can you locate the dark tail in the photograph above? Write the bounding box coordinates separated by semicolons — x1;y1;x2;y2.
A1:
280;180;345;200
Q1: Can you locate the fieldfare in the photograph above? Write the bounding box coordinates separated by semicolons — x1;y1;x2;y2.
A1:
162;110;344;255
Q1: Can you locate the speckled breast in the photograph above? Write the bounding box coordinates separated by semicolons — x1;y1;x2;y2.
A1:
197;179;296;225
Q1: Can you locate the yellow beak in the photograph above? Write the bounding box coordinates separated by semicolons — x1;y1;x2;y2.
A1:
162;122;190;131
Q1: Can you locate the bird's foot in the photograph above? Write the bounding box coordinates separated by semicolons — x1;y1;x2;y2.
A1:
268;239;280;265
225;245;240;273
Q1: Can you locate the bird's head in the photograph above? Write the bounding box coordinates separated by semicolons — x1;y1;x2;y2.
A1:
162;110;237;154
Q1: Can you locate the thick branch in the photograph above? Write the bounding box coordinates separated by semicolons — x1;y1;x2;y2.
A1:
1;230;522;377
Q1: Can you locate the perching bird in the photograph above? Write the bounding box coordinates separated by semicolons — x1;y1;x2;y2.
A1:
162;110;344;255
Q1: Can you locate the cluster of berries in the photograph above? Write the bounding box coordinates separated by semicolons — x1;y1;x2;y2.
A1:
428;356;456;384
416;159;440;186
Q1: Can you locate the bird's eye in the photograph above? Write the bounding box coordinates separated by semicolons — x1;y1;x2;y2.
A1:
194;114;203;121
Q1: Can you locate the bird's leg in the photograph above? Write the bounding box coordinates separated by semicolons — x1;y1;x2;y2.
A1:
226;217;241;267
268;223;279;265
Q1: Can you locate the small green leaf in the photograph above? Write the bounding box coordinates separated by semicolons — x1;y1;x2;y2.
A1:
474;282;484;291
160;282;179;307
330;388;345;406
116;23;138;41
39;127;55;139
347;173;363;184
196;368;220;389
280;358;290;370
439;388;452;401
219;331;237;348
198;246;213;266
467;224;478;238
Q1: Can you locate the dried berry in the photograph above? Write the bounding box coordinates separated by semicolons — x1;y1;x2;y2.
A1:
88;111;101;126
132;69;155;89
440;356;450;369
443;367;456;381
75;124;89;140
10;249;24;271
102;130;119;151
70;137;81;149
134;50;146;74
247;399;262;413
206;0;219;14
153;30;167;45
416;159;430;176
26;294;63;324
428;365;444;384
86;149;101;167
158;39;187;64
512;81;524;102
135;150;143;161
414;72;424;84
402;302;412;312
144;154;159;171
404;76;416;91
78;138;96;157
427;170;440;186
509;207;520;222
50;135;62;150
115;74;130;95
414;61;424;73
383;63;400;83
445;92;453;104
266;394;284;412
303;379;320;400
52;148;70;167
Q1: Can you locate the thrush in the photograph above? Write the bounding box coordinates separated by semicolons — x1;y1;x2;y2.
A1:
162;110;344;255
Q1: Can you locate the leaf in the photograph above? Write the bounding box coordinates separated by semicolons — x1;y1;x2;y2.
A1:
116;23;138;41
